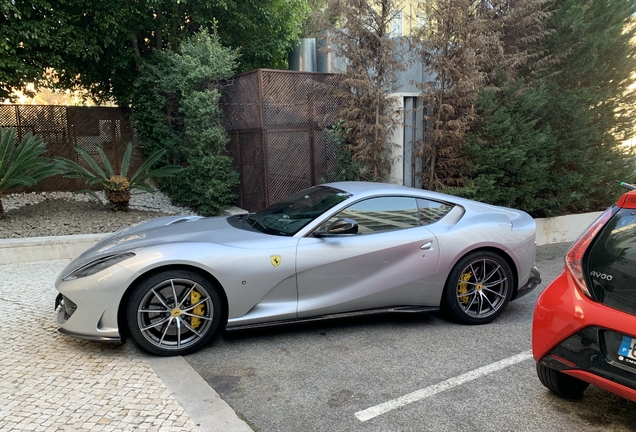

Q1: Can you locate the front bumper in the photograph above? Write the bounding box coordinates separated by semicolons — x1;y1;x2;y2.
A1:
513;266;541;300
55;293;121;343
54;261;139;342
532;270;636;402
58;327;121;343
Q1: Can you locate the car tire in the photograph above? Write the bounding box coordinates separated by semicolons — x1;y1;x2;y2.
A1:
126;269;223;356
442;251;513;325
536;363;589;399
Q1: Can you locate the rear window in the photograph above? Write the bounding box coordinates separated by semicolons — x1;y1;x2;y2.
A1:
417;198;454;225
586;208;636;316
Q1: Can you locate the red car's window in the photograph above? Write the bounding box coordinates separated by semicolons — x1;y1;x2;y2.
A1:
586;208;636;315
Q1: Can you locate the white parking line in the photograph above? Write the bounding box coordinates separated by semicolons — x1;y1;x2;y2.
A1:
355;349;533;422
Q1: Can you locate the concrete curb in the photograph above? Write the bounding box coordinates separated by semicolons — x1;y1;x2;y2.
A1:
145;356;253;432
0;233;107;264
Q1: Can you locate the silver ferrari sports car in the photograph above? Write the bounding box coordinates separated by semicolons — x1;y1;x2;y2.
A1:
55;182;541;356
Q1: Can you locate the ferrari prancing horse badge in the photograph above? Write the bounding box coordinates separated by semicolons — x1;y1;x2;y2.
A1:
270;255;281;267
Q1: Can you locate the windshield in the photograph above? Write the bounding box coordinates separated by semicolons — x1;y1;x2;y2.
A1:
246;186;351;236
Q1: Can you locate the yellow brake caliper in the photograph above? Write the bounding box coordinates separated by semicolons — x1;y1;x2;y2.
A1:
190;290;205;329
458;272;471;305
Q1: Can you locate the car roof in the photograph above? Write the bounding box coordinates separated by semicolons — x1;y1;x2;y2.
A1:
324;181;463;205
322;181;529;217
617;190;636;209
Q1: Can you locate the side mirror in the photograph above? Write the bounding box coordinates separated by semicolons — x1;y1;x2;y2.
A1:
313;218;358;237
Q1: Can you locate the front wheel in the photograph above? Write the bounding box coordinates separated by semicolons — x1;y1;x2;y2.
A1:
126;270;223;356
536;363;589;399
442;251;513;325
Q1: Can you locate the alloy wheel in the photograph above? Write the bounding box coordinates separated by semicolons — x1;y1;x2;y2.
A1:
136;277;215;351
455;257;509;318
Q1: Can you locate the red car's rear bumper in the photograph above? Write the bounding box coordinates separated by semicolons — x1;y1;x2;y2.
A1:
532;269;636;402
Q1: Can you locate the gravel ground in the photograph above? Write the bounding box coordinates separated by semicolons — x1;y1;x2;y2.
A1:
0;190;195;239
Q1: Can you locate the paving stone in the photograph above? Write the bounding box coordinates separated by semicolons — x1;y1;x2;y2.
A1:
0;260;201;432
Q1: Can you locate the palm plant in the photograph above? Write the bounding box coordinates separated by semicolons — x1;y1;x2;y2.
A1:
55;142;182;212
0;128;62;217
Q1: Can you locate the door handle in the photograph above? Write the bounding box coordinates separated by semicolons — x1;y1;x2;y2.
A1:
420;242;433;251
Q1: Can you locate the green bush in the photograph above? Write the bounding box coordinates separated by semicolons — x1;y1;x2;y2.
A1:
323;121;364;182
451;80;559;217
163;155;238;216
451;77;636;217
131;30;239;216
0;128;62;216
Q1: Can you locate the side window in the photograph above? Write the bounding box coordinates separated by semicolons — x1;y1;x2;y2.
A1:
417;199;454;225
323;197;419;234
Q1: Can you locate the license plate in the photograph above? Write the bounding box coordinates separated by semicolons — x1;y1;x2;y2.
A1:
618;336;636;365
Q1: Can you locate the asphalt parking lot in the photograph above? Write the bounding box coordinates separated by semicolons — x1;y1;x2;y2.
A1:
184;242;636;432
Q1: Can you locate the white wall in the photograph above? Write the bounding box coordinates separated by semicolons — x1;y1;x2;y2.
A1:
534;211;603;246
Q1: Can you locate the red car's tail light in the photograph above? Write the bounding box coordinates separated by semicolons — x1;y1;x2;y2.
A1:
565;209;613;299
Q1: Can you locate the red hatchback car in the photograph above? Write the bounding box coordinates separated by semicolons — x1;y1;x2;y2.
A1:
533;184;636;402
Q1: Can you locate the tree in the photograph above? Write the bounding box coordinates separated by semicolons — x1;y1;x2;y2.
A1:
213;0;310;71
453;79;560;216
478;0;551;87
412;0;488;190
299;0;341;38
323;121;364;182
411;0;551;192
536;0;636;213
131;31;239;216
0;0;135;101
431;0;554;214
0;1;39;99
448;0;636;216
0;0;309;103
322;0;407;181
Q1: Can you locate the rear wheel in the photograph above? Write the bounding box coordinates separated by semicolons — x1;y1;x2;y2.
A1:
126;270;222;356
442;251;513;324
536;363;589;399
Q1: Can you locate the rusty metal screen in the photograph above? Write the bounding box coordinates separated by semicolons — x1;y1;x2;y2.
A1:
0;105;142;193
222;69;343;211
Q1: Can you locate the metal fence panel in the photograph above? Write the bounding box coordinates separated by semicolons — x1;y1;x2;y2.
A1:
67;107;140;174
313;128;339;184
0;105;141;193
222;69;343;211
222;72;262;131
0;105;18;129
237;132;266;211
267;130;313;204
263;72;313;129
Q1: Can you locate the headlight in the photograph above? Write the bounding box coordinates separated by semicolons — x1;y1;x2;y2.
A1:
63;252;136;281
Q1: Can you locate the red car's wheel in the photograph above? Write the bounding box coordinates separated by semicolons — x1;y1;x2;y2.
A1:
536;363;589;399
